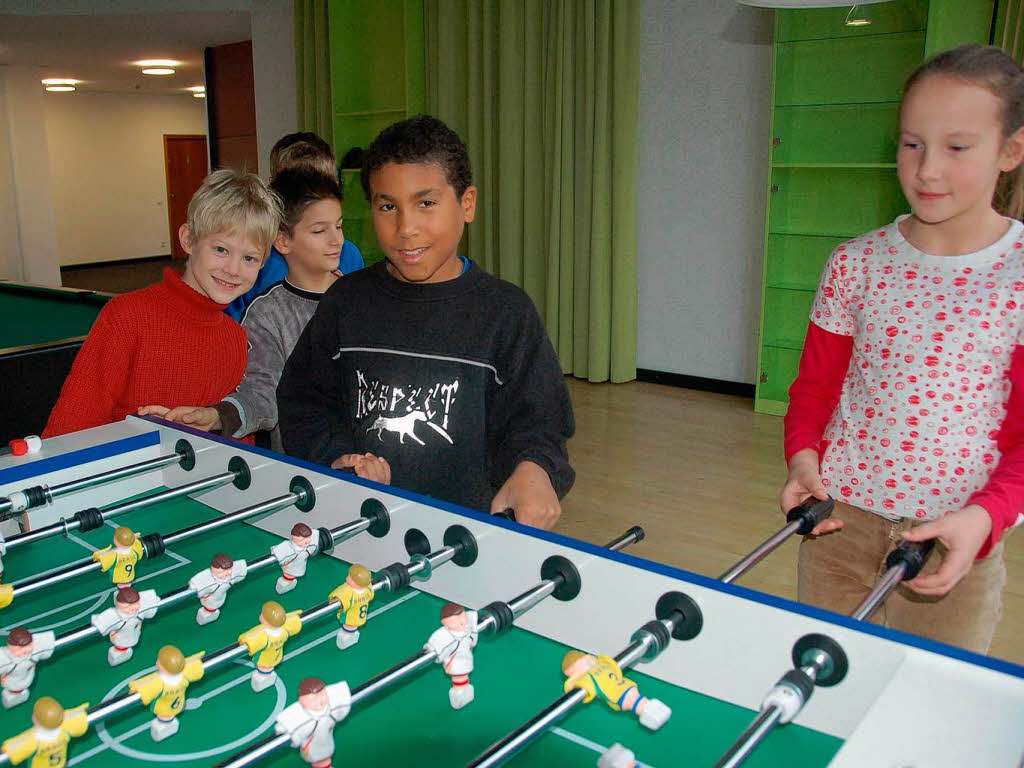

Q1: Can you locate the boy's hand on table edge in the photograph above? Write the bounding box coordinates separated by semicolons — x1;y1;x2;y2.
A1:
332;453;391;485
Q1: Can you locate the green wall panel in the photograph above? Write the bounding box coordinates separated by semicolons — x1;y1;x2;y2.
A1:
762;288;815;350
772;104;899;166
925;0;996;54
774;32;925;106
776;0;928;42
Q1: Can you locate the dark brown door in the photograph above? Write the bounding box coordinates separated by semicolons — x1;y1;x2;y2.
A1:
164;135;209;258
205;41;259;173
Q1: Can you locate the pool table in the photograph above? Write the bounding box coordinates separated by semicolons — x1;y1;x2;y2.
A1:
0;280;111;444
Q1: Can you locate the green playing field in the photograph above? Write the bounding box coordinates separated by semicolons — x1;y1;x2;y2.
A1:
0;491;842;767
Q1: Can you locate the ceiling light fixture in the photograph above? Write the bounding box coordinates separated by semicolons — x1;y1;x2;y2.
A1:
45;86;76;92
142;68;175;76
135;59;180;67
41;78;80;86
193;92;206;98
186;85;206;93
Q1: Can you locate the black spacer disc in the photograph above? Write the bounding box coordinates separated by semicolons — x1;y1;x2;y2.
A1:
779;668;815;702
381;562;411;591
444;525;479;567
360;498;390;538
175;439;196;471
404;528;431;557
229;456;251;490
656;591;703;641
141;532;166;559
540;555;582;601
626;525;646;543
636;619;671;654
290;476;316;512
317;527;335;556
74;507;104;532
482;600;514;634
792;633;848;687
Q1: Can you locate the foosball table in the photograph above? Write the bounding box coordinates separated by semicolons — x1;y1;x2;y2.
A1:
0;417;1021;767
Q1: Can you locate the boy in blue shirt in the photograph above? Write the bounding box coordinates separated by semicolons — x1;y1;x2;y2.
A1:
226;132;363;320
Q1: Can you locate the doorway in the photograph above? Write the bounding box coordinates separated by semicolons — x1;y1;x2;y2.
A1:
164;135;209;259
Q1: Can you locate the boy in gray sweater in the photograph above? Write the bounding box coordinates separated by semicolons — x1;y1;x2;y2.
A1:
158;169;354;450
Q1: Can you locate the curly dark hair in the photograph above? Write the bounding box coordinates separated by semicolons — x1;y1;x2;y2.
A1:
360;115;473;201
270;168;343;236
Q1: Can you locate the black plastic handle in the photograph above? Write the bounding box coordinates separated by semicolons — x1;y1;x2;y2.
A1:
886;538;935;581
494;508;516;521
786;495;835;535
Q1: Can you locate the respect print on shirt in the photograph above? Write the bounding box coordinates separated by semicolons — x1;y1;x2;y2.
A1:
354;369;459;447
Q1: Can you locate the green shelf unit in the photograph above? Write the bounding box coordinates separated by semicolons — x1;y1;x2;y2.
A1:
774;32;925;106
769;166;908;237
772;104;900;165
328;0;426;268
754;0;995;415
775;0;928;41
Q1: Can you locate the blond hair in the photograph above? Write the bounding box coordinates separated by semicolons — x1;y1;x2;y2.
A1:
186;169;282;258
903;44;1024;220
269;132;336;180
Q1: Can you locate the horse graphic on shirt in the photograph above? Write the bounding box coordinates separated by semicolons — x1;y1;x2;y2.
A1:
367;410;453;446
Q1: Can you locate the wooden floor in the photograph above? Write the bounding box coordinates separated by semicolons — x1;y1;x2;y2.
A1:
559;379;1024;666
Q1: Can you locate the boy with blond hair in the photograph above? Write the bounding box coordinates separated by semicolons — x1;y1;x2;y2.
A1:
43;169;280;437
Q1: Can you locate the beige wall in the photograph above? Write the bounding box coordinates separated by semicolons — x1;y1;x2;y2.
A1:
44;92;207;266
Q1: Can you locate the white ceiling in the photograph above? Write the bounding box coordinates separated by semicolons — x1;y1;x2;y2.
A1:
0;11;252;95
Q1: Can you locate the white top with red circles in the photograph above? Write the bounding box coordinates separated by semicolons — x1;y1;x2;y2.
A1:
810;214;1024;521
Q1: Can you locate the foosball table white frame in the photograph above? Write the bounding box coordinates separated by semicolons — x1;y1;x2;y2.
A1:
1;416;1022;767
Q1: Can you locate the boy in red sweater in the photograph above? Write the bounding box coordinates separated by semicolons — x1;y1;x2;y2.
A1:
43;169;282;437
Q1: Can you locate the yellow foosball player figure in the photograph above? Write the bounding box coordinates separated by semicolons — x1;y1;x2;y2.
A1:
1;696;88;767
92;526;144;588
239;601;303;692
561;651;672;731
327;564;375;650
129;645;205;742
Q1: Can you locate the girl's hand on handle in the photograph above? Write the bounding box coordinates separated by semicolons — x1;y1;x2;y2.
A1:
780;448;843;536
903;505;992;596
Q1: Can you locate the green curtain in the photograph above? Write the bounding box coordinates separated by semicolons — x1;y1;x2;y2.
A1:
295;0;335;144
425;0;641;383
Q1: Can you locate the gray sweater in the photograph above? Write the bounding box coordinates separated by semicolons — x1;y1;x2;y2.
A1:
219;280;326;449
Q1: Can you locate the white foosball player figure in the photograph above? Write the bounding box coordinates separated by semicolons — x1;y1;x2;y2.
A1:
275;677;352;767
0;628;56;708
424;603;479;709
271;523;319;594
91;587;160;666
189;552;248;625
599;743;639;768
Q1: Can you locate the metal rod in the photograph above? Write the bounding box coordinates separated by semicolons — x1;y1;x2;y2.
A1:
216;734;290;768
161;491;302;547
850;563;906;621
469;635;658;768
86;691;142;724
9;489;305;602
0;450;185;520
719;519;801;584
713;706;784;768
215;527;645;768
7;470;237;550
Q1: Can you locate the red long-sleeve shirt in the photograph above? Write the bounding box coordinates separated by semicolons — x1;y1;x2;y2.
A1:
785;322;1024;558
43;269;248;438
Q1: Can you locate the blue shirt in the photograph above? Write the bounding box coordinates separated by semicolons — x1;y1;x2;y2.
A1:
226;239;364;321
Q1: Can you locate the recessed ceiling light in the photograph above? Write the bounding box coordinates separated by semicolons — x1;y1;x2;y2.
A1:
41;78;80;86
136;59;180;67
193;92;206;98
142;68;175;76
186;85;206;93
46;86;76;92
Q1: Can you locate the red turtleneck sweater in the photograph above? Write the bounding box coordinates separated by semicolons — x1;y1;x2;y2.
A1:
43;269;248;438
